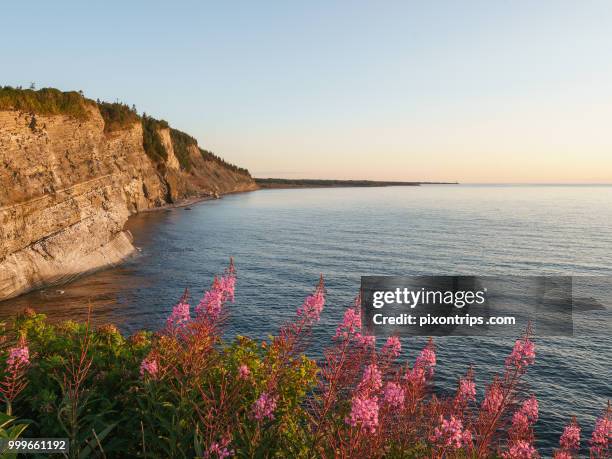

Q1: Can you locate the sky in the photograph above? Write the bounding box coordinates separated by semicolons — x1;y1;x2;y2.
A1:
2;1;612;183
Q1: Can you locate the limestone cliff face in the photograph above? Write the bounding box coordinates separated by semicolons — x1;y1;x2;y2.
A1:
0;107;256;301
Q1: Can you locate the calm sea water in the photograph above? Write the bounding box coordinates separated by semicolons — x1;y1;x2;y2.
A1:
1;185;611;454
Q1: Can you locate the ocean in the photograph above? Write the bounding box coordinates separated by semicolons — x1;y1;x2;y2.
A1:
1;184;610;454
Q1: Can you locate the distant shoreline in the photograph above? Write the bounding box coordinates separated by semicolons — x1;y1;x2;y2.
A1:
255;178;459;189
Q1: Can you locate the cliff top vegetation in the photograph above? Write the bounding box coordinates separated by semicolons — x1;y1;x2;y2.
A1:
0;86;92;120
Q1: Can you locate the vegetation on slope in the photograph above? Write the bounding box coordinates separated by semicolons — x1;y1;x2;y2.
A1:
0;86;91;120
169;128;197;171
141;115;169;164
97;101;140;133
200;148;251;176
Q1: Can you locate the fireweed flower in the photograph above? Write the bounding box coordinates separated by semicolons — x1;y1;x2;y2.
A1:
219;275;236;302
405;366;426;385
238;364;250;379
406;342;437;384
511;412;531;434
381;336;401;359
195;262;237;319
506;337;535;370
346;395;379;433
590;412;611;458
355;333;376;347
335;307;362;338
458;376;476;402
166;300;190;329
297;291;325;322
502;440;538;459
558;421;580;451
196;289;223;319
520;396;539;423
139;356;159;379
431;415;473;449
383;382;405;409
358;364;383;394
1;338;31;404
251;392;277;421
482;384;504;414
206;437;234;459
6;343;30;368
417;347;436;370
510;395;540;432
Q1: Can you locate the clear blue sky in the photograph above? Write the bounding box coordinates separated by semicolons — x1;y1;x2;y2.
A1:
3;1;612;182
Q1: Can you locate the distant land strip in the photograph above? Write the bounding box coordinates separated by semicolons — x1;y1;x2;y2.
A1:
255;178;459;188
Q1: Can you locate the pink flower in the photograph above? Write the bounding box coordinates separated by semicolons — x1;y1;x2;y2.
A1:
417;347;436;368
502;440;538;459
195;261;237;320
552;452;572;459
335;307;361;338
206;437;234;458
139;356;158;379
6;343;30;369
482;384;504;414
346;395;379;433
559;421;580;451
358;364;382;395
458;377;476;402
406;342;437;384
219;275;236;302
196;289;223;319
405;366;426;386
520;396;539;423
297;290;325;322
431;415;473;449
354;333;376;347
383;382;405;409
238;364;250;379
415;344;436;377
382;336;401;359
506;337;535;370
511;412;531;433
590;412;611;458
1;338;31;402
251;392;277;421
166;300;190;329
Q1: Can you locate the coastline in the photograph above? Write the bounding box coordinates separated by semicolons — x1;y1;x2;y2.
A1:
136;185;261;213
255;178;459;189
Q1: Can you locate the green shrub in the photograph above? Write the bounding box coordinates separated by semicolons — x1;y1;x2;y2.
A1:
0;86;91;120
200;148;251;177
141;115;168;163
169;128;196;171
97;102;140;133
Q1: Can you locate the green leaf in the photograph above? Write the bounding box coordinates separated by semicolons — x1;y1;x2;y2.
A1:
78;423;116;459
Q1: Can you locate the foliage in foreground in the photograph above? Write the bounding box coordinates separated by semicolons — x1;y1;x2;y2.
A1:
0;261;610;458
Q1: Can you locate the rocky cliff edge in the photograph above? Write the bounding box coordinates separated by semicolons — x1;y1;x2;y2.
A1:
0;88;257;301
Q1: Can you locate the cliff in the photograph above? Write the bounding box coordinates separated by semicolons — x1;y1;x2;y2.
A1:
0;88;257;301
